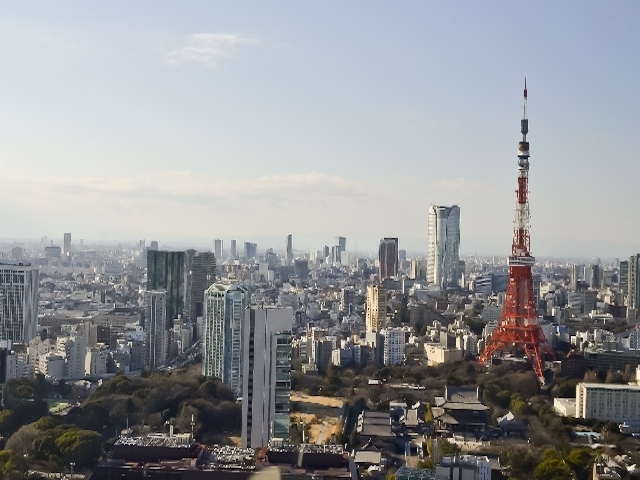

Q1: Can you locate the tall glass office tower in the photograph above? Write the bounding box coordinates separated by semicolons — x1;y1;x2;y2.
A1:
201;283;250;397
427;205;461;290
0;262;39;343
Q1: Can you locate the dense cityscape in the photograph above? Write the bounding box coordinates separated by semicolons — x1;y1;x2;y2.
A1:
2;3;640;480
1;86;639;479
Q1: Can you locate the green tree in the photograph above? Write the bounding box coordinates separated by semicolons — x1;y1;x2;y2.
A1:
438;439;460;457
532;449;572;480
566;448;594;480
424;403;434;423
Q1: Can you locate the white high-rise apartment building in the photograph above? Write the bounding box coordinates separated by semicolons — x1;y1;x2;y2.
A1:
201;283;250;397
242;306;293;448
63;335;88;379
427;205;461;290
0;262;40;343
366;285;387;333
144;290;168;370
382;328;405;366
576;382;640;422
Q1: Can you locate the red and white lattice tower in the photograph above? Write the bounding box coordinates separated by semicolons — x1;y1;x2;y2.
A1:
478;80;554;379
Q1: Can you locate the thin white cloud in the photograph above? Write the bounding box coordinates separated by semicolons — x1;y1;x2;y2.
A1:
164;33;255;67
436;177;497;196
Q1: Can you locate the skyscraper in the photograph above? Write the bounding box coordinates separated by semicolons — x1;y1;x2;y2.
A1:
242;306;292;448
187;252;217;321
378;238;399;280
628;254;640;311
366;285;387;333
244;242;257;260
285;234;293;266
144;290;168;370
147;251;185;328
63;233;71;257
230;240;237;259
202;283;250;396
336;236;346;254
427;205;461;290
0;262;39;344
213;239;223;260
620;261;629;297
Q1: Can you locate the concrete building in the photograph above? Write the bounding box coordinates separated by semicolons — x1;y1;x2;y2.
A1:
144;290;168;370
366;285;387;333
63;233;72;257
230;239;237;259
242;306;292;448
285;234;293;266
38;353;65;381
201;283;250;397
427;205;461;290
213;239;223;261
382;327;405;366
435;455;491;480
576;382;640;422
85;347;108;377
59;335;88;379
0;262;40;343
378;238;399;280
553;397;577;417
424;343;463;366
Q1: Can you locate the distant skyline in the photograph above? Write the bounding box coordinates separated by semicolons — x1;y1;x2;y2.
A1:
1;2;639;258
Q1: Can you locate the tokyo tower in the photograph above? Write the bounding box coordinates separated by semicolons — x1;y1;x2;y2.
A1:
478;80;554;379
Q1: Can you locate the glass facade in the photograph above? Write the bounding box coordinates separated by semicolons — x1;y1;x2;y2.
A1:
147;251;185;328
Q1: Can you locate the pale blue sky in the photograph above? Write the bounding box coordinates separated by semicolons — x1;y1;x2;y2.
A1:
0;2;638;257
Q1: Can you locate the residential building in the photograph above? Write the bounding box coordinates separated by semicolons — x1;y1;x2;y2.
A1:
383;327;405;366
366;285;387;333
201;283;250;397
85;347;108;377
378;238;398;280
146;251;185;328
576;382;640;422
144;290;168;370
427;205;461;290
424;343;463;366
63;335;88;379
0;262;40;343
242;306;292;448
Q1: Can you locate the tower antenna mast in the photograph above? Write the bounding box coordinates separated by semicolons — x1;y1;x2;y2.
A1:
478;79;554;380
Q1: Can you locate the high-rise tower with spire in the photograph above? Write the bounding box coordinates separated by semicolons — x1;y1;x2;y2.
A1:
478;80;554;379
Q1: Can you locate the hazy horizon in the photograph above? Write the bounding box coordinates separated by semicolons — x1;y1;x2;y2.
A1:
1;2;639;259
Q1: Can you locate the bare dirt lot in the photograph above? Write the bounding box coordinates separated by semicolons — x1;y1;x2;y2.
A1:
291;393;345;408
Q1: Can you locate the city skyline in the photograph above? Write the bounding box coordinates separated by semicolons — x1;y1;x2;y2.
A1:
1;2;639;258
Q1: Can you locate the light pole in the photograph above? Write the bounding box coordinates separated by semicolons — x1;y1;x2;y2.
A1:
70;462;75;480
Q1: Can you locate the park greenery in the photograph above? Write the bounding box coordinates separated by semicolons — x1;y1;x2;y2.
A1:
0;365;241;474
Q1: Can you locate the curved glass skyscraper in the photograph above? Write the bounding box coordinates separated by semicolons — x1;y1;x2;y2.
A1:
427;205;461;290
